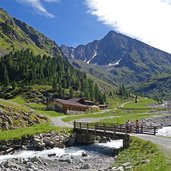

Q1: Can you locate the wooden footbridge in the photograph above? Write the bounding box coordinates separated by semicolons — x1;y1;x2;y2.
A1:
73;121;158;147
73;121;158;135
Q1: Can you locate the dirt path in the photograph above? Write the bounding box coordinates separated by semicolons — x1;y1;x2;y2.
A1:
134;134;171;152
50;116;73;128
50;112;157;128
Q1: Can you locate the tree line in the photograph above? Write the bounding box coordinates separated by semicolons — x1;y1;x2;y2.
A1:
0;49;106;103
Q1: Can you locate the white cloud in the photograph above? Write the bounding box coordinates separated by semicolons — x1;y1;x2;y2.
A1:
85;0;171;53
16;0;58;18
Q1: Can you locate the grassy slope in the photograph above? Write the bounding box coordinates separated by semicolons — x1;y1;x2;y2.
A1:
0;123;68;141
123;97;156;108
133;74;171;100
0;8;61;56
9;96;62;118
114;137;171;171
87;74;117;94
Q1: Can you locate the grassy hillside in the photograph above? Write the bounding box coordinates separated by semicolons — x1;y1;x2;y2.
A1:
87;74;117;94
114;137;171;171
132;74;171;100
0;8;62;57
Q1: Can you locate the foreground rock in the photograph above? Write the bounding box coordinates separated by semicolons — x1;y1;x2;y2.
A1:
0;131;71;154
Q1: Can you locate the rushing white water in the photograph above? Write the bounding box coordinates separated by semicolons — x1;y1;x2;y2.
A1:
0;140;123;163
156;127;171;137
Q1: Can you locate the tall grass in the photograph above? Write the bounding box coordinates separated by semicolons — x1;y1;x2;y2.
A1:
0;123;69;141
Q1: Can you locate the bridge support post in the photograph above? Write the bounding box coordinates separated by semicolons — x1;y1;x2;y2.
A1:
74;132;96;145
123;135;130;148
113;125;116;135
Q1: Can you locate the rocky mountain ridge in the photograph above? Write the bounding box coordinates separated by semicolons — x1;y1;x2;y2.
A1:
61;31;171;85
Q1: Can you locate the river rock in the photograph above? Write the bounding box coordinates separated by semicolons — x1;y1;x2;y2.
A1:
30;156;43;164
82;152;88;157
121;162;133;170
48;153;56;157
111;167;117;171
43;139;54;148
80;163;91;169
117;166;124;171
59;154;72;163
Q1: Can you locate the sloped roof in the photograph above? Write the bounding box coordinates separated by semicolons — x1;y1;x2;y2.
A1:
69;98;83;102
52;99;88;108
84;100;94;103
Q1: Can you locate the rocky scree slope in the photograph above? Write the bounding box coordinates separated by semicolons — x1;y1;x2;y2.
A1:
0;99;48;130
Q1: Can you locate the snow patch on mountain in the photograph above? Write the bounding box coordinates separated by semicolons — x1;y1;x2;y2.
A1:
108;58;122;67
87;51;97;64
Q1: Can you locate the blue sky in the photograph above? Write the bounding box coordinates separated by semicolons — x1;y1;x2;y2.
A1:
1;0;171;53
0;0;111;47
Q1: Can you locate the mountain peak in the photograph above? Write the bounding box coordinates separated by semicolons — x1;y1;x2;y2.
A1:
61;30;171;85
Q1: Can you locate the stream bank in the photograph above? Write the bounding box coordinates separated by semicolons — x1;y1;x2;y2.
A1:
0;136;125;171
0;131;128;171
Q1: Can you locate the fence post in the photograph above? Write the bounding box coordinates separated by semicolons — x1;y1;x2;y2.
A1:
74;121;76;129
113;125;116;135
87;123;89;132
141;125;143;134
154;126;157;135
104;124;106;134
130;125;132;133
125;125;128;135
95;123;97;133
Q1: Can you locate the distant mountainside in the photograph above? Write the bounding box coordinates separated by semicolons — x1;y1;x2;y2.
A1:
0;8;62;57
133;75;171;100
61;31;171;85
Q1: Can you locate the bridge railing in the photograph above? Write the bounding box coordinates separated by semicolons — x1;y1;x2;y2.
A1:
73;121;158;135
73;121;129;134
